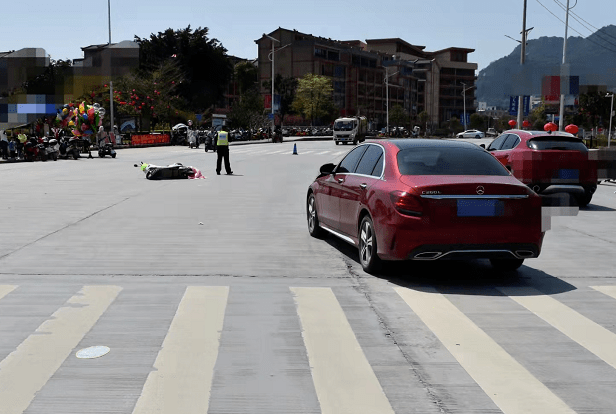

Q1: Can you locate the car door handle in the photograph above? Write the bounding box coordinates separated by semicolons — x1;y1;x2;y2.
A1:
360;183;367;189
338;178;344;183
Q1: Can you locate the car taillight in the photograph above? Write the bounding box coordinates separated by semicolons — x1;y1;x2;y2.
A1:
390;190;423;216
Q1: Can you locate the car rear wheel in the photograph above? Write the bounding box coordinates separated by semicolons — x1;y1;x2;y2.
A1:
307;193;325;238
490;258;524;271
359;216;381;274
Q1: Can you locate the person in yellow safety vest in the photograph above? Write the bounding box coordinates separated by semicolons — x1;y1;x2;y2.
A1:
216;125;233;175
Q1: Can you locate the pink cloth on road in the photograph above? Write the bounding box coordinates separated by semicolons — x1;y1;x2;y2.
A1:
189;167;206;179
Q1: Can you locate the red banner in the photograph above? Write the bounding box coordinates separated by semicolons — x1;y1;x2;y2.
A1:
131;133;170;146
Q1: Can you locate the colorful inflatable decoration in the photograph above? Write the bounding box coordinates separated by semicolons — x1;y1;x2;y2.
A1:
508;120;517;128
522;120;531;128
67;101;105;137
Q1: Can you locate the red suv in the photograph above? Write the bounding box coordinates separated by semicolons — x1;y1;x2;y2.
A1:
482;130;597;206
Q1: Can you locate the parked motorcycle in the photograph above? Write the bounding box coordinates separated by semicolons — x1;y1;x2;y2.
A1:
58;137;81;160
204;132;217;152
97;138;116;158
43;137;59;161
24;137;45;162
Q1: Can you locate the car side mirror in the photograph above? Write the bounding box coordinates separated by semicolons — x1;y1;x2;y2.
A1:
319;163;336;175
480;144;486;149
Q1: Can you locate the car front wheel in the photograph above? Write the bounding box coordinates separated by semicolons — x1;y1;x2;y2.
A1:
359;216;381;274
307;193;326;238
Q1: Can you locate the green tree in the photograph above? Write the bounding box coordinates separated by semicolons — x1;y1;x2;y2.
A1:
228;86;265;129
21;59;72;96
573;92;613;130
82;60;185;131
135;25;233;112
470;113;484;130
292;74;334;126
389;104;408;129
235;61;258;98
528;102;548;130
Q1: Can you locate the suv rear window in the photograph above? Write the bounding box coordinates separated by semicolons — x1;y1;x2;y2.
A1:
527;137;588;152
397;148;510;176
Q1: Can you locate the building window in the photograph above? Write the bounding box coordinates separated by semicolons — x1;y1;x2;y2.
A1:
334;66;345;78
315;48;327;59
327;50;339;61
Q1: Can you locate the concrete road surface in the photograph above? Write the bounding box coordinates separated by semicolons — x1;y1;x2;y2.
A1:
1;140;616;414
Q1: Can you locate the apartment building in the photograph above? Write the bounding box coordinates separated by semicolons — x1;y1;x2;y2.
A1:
255;28;478;130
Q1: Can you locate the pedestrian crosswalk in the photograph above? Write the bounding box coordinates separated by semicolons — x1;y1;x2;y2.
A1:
1;283;616;413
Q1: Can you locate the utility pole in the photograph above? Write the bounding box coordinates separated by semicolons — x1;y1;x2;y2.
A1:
108;0;114;138
558;0;571;131
517;0;528;128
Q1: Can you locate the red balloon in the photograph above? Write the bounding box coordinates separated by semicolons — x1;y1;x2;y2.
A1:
508;120;517;127
544;122;558;132
522;120;531;128
565;124;579;134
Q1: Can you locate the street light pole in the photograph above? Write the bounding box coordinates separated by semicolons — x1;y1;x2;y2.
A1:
558;0;571;131
107;0;114;140
264;34;279;137
607;92;614;148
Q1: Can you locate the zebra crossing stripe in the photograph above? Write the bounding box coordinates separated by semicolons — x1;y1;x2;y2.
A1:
0;285;122;414
395;286;574;414
591;285;616;300
499;286;616;370
290;287;395;414
131;286;229;414
0;285;17;300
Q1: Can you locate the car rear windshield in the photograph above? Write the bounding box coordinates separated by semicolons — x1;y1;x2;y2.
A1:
526;137;588;152
397;147;510;176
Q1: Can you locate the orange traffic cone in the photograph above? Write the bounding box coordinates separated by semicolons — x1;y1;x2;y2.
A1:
293;143;298;155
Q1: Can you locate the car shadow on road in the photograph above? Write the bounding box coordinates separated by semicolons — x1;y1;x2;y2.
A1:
324;236;577;297
582;204;616;212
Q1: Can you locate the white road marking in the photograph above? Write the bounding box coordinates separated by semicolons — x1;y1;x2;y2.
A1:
499;286;616;370
131;286;229;414
0;285;122;414
290;287;395;414
395;286;574;414
0;285;17;300
315;150;331;155
591;285;616;300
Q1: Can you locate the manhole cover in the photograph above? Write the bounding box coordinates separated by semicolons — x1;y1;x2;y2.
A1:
76;346;110;359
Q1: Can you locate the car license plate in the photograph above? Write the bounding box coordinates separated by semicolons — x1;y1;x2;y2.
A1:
558;169;579;179
457;199;504;217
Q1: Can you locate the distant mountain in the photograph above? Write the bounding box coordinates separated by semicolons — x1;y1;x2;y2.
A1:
477;25;616;108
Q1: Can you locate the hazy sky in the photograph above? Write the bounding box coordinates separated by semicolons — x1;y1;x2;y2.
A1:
1;0;614;72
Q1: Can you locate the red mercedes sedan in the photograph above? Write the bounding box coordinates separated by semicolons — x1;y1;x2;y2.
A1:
306;139;545;274
481;130;597;206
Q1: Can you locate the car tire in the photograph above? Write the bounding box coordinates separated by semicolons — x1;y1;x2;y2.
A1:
111;153;116;158
335;141;339;145
576;189;594;207
490;258;524;271
358;215;382;274
307;193;326;238
475;135;480;138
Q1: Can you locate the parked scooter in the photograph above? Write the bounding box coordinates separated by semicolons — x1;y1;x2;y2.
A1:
58;136;81;160
43;136;59;161
97;138;116;158
204;131;217;152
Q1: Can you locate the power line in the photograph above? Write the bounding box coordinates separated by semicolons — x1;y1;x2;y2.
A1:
534;0;616;54
553;0;616;42
552;0;616;48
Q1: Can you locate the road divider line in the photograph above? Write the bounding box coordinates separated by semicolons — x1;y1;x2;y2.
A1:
499;286;616;370
591;285;616;300
0;285;17;300
0;285;122;414
395;286;574;414
290;287;395;414
131;286;229;414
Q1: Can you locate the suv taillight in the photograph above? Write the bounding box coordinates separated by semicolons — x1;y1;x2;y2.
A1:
390;190;423;216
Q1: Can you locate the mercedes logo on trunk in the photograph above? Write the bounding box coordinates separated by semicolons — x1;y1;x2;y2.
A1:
476;186;485;195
